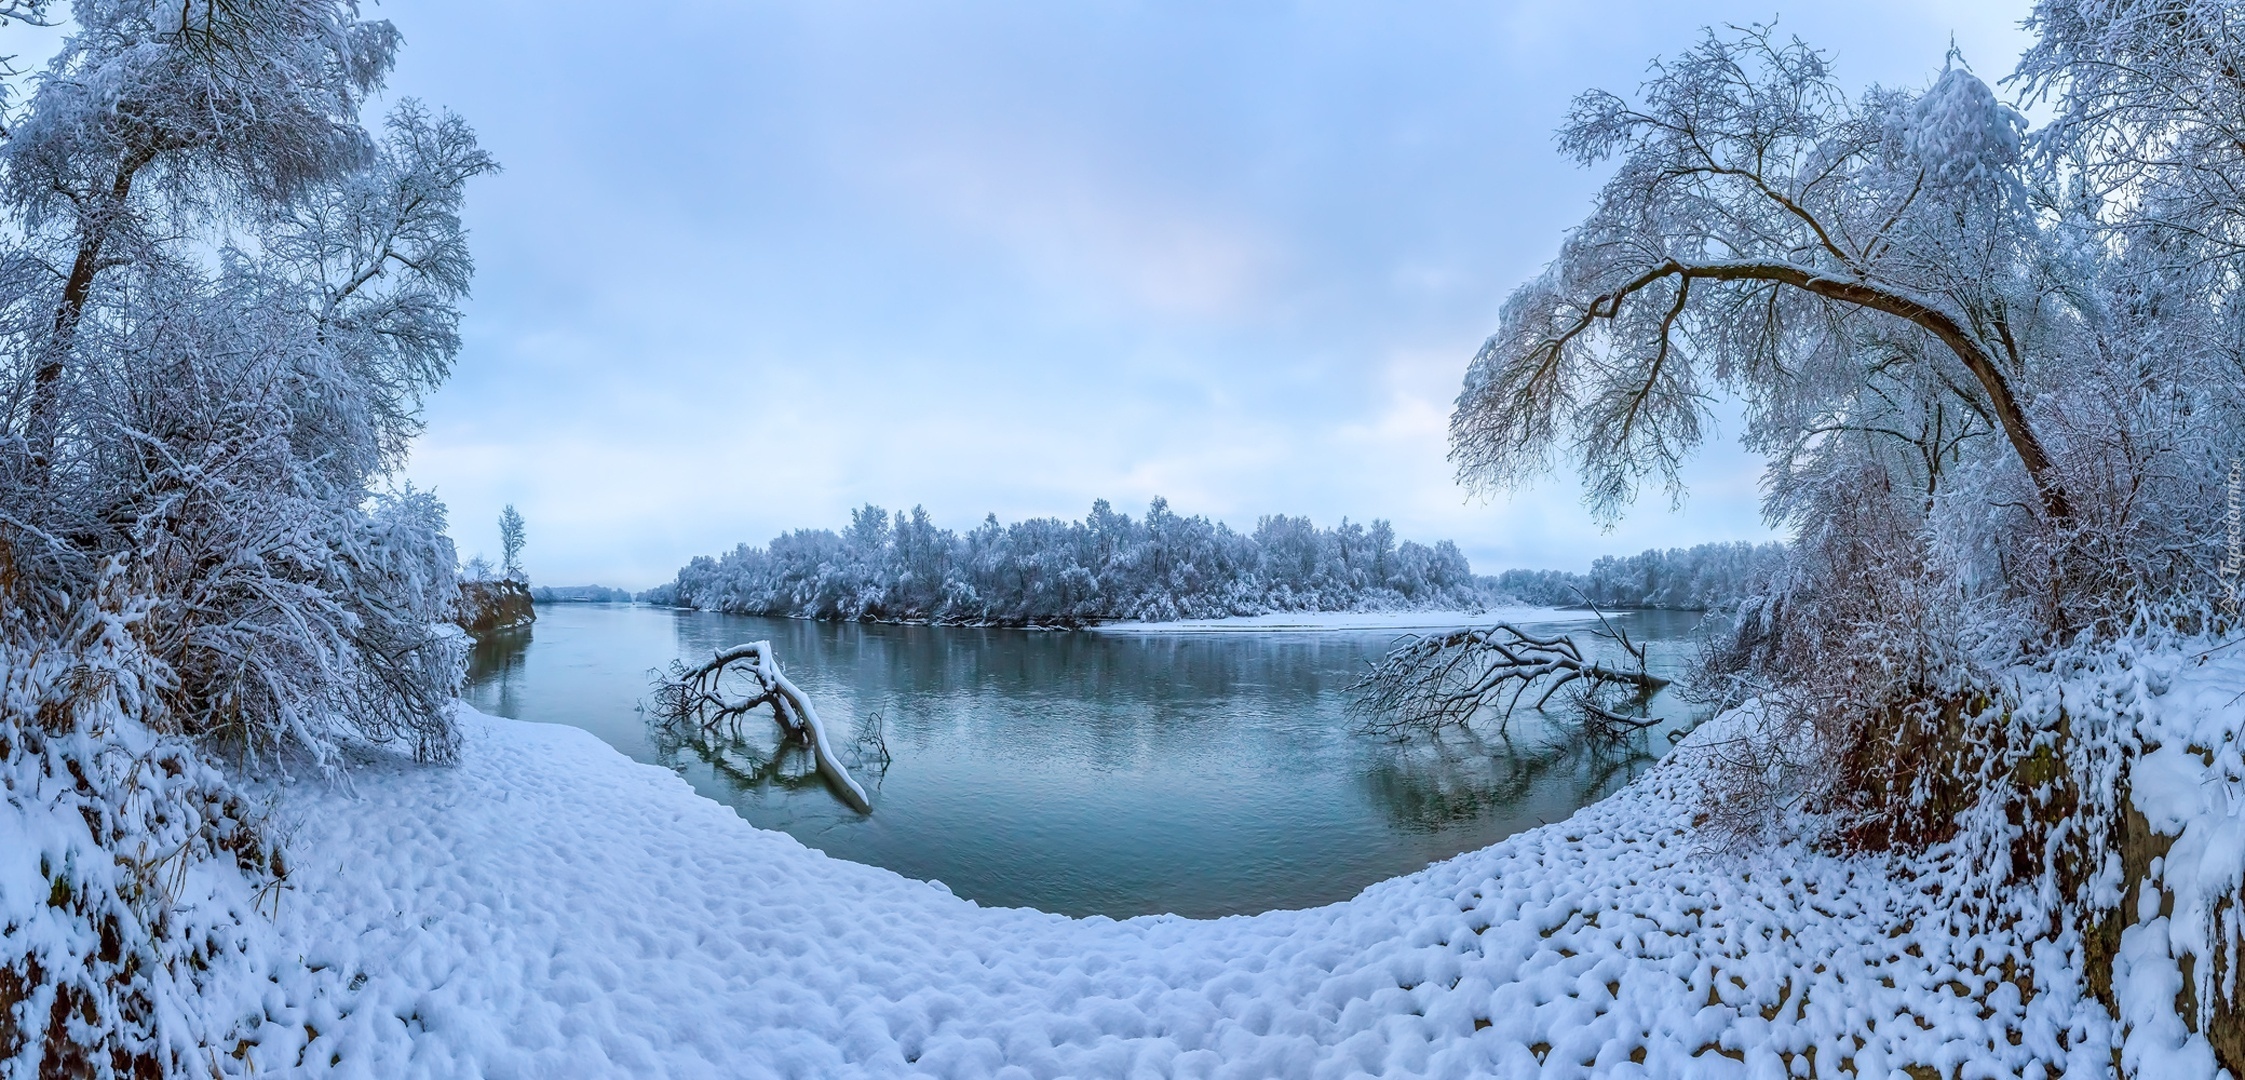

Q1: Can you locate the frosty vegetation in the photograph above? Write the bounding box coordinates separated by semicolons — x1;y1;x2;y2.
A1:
497;503;526;583
645;498;1485;626
1490;539;1784;610
1432;4;2245;1064
0;1;492;1073
3;0;2243;1073
1350;617;1671;739
529;584;632;603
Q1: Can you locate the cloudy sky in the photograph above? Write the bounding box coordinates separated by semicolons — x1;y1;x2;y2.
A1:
371;0;2036;587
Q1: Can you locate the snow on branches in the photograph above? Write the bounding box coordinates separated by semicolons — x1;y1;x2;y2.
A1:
652;643;872;812
1453;25;2068;525
1458;15;2245;1067
0;2;490;1073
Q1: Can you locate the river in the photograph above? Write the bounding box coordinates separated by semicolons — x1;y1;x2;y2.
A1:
464;604;1706;919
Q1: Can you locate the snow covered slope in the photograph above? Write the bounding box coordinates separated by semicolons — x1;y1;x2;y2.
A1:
231;698;2134;1078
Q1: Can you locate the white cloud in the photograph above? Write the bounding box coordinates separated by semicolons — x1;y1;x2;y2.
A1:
384;0;2025;585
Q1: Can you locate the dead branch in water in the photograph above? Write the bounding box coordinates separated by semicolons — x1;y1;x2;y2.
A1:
651;641;872;811
1348;618;1671;738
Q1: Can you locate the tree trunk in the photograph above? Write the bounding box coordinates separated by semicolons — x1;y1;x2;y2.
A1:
26;153;148;468
1684;260;2073;522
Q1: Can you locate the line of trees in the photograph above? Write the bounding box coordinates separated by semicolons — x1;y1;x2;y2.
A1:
531;584;633;603
645;498;1483;625
1491;541;1785;611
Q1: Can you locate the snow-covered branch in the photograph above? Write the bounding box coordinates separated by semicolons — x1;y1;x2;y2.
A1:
652;642;872;812
1453;24;2076;526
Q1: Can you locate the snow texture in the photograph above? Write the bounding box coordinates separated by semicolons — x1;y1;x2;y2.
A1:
220;684;2186;1079
1903;67;2026;190
2111;646;2245;1077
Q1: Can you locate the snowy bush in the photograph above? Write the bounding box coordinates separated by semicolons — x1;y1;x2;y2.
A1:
0;570;284;1077
0;1;491;1072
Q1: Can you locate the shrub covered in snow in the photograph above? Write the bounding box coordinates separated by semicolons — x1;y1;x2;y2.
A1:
0;1;491;1072
0;583;284;1076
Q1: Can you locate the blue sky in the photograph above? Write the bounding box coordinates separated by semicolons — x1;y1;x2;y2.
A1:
370;0;2036;587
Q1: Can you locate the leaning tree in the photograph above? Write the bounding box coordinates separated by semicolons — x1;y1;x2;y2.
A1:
1451;27;2077;529
1441;11;2245;879
1359;28;2094;757
1428;25;2125;835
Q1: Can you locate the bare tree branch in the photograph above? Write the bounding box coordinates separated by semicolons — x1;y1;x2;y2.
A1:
1347;622;1670;738
651;641;872;812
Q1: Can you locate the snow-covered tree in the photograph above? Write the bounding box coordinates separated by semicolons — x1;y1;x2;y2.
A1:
7;0;404;470
499;504;527;581
1453;26;2072;527
2015;0;2245;619
1492;541;1786;610
0;2;491;1072
1448;23;2245;1020
0;0;494;763
2020;0;2245;264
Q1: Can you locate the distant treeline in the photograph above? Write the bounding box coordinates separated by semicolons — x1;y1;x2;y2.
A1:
642;499;1483;626
1490;541;1785;611
641;501;1783;624
530;585;635;603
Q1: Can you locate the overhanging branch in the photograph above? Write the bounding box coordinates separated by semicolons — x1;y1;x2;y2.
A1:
1538;258;2070;520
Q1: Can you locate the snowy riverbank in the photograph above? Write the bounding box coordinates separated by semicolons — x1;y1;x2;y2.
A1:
208;639;2245;1077
1087;607;1598;635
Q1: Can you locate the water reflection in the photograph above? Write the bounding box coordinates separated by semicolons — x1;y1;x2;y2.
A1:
462;604;1705;918
466;625;532;717
654;724;830;797
1363;731;1654;834
647;689;895;804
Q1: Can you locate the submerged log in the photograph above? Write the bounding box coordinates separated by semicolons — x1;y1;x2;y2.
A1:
652;641;872;811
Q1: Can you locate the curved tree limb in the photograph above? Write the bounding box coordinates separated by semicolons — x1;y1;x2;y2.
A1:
1518;257;2069;521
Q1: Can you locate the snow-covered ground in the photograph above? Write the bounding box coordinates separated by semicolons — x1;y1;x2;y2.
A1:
1088;607;1595;634
214;647;2245;1079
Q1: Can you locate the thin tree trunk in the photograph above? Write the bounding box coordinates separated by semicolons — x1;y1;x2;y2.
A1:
26;153;148;467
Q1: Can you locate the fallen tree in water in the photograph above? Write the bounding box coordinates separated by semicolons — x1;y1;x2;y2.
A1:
1349;617;1669;738
650;642;872;811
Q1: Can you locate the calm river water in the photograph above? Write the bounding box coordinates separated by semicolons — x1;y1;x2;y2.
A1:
464;604;1705;919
